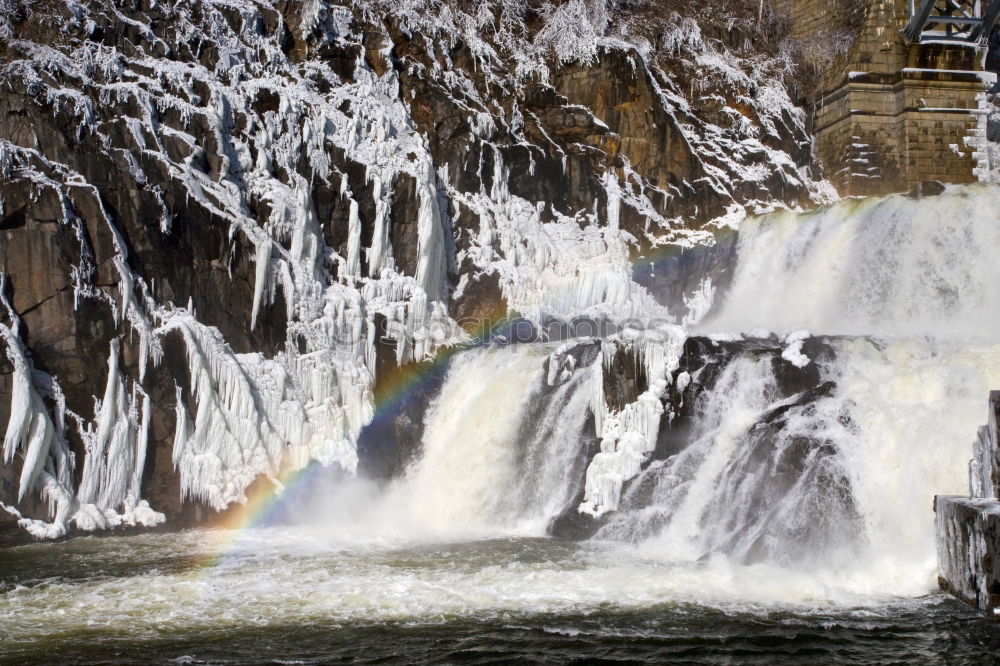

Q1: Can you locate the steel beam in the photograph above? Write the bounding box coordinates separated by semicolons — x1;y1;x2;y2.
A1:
906;0;1000;43
971;0;1000;41
905;0;941;42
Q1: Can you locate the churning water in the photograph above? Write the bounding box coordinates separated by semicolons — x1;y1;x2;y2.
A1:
2;528;1000;664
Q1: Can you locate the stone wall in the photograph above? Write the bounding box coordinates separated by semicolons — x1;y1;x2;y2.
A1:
935;496;1000;612
777;0;989;195
770;0;858;43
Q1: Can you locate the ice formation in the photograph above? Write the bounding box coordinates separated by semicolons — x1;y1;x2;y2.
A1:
0;2;466;527
73;338;164;531
935;392;1000;612
452;151;672;324
579;329;686;517
0;277;75;538
0;0;833;535
0;276;163;536
781;330;811;368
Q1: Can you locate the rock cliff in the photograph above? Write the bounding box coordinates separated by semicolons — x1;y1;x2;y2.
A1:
0;0;833;537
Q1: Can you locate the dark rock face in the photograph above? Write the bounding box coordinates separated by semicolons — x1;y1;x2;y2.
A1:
0;1;824;536
631;228;739;316
546;452;603;540
602;344;648;412
550;333;847;544
656;334;834;459
356;349;453;481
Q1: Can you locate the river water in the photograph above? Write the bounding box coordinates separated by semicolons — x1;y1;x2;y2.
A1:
3;527;999;664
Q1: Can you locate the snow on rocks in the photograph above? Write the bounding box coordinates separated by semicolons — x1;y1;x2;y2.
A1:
0;1;465;531
781;330;812;368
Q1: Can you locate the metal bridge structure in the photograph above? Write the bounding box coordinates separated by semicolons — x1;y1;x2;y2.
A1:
904;0;1000;43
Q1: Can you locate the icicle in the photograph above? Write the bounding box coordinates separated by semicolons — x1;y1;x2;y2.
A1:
77;339;122;505
250;237;272;330
414;158;448;304
17;412;55;503
127;391;151;510
346;199;361;276
602;171;621;230
366;174;394;277
0;275;76;529
172;384;189;469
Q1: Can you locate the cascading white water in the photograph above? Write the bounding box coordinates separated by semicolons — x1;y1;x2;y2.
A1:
235;184;1000;604
589;184;1000;591
359;185;1000;595
594;336;1000;589
381;344;595;537
598;354;860;568
707;187;1000;552
705;185;1000;339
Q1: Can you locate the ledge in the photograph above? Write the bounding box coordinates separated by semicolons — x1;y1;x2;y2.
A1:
935;495;1000;614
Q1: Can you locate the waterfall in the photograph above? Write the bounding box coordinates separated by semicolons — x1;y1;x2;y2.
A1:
704;185;1000;339
323;184;1000;596
598;354;860;567
593;337;1000;584
383;343;596;537
589;184;1000;587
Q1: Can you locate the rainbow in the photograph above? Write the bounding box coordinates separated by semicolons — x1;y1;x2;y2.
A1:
197;463;328;570
199;302;509;568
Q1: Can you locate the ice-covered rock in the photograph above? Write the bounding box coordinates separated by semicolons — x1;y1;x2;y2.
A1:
936;391;1000;613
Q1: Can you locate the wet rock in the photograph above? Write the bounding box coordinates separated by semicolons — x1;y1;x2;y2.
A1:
549;333;842;542
356;346;453;481
603;344;649;412
906;180;948;199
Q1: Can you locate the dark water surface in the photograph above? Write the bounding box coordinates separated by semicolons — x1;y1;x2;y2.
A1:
2;528;998;665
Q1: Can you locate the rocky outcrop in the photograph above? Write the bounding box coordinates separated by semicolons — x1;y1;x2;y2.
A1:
550;332;840;540
655;333;834;458
936;390;1000;614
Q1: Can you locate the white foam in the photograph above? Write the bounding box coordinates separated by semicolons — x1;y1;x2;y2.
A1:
0;526;942;645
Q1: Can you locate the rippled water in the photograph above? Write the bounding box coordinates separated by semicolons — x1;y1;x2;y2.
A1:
2;527;999;664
